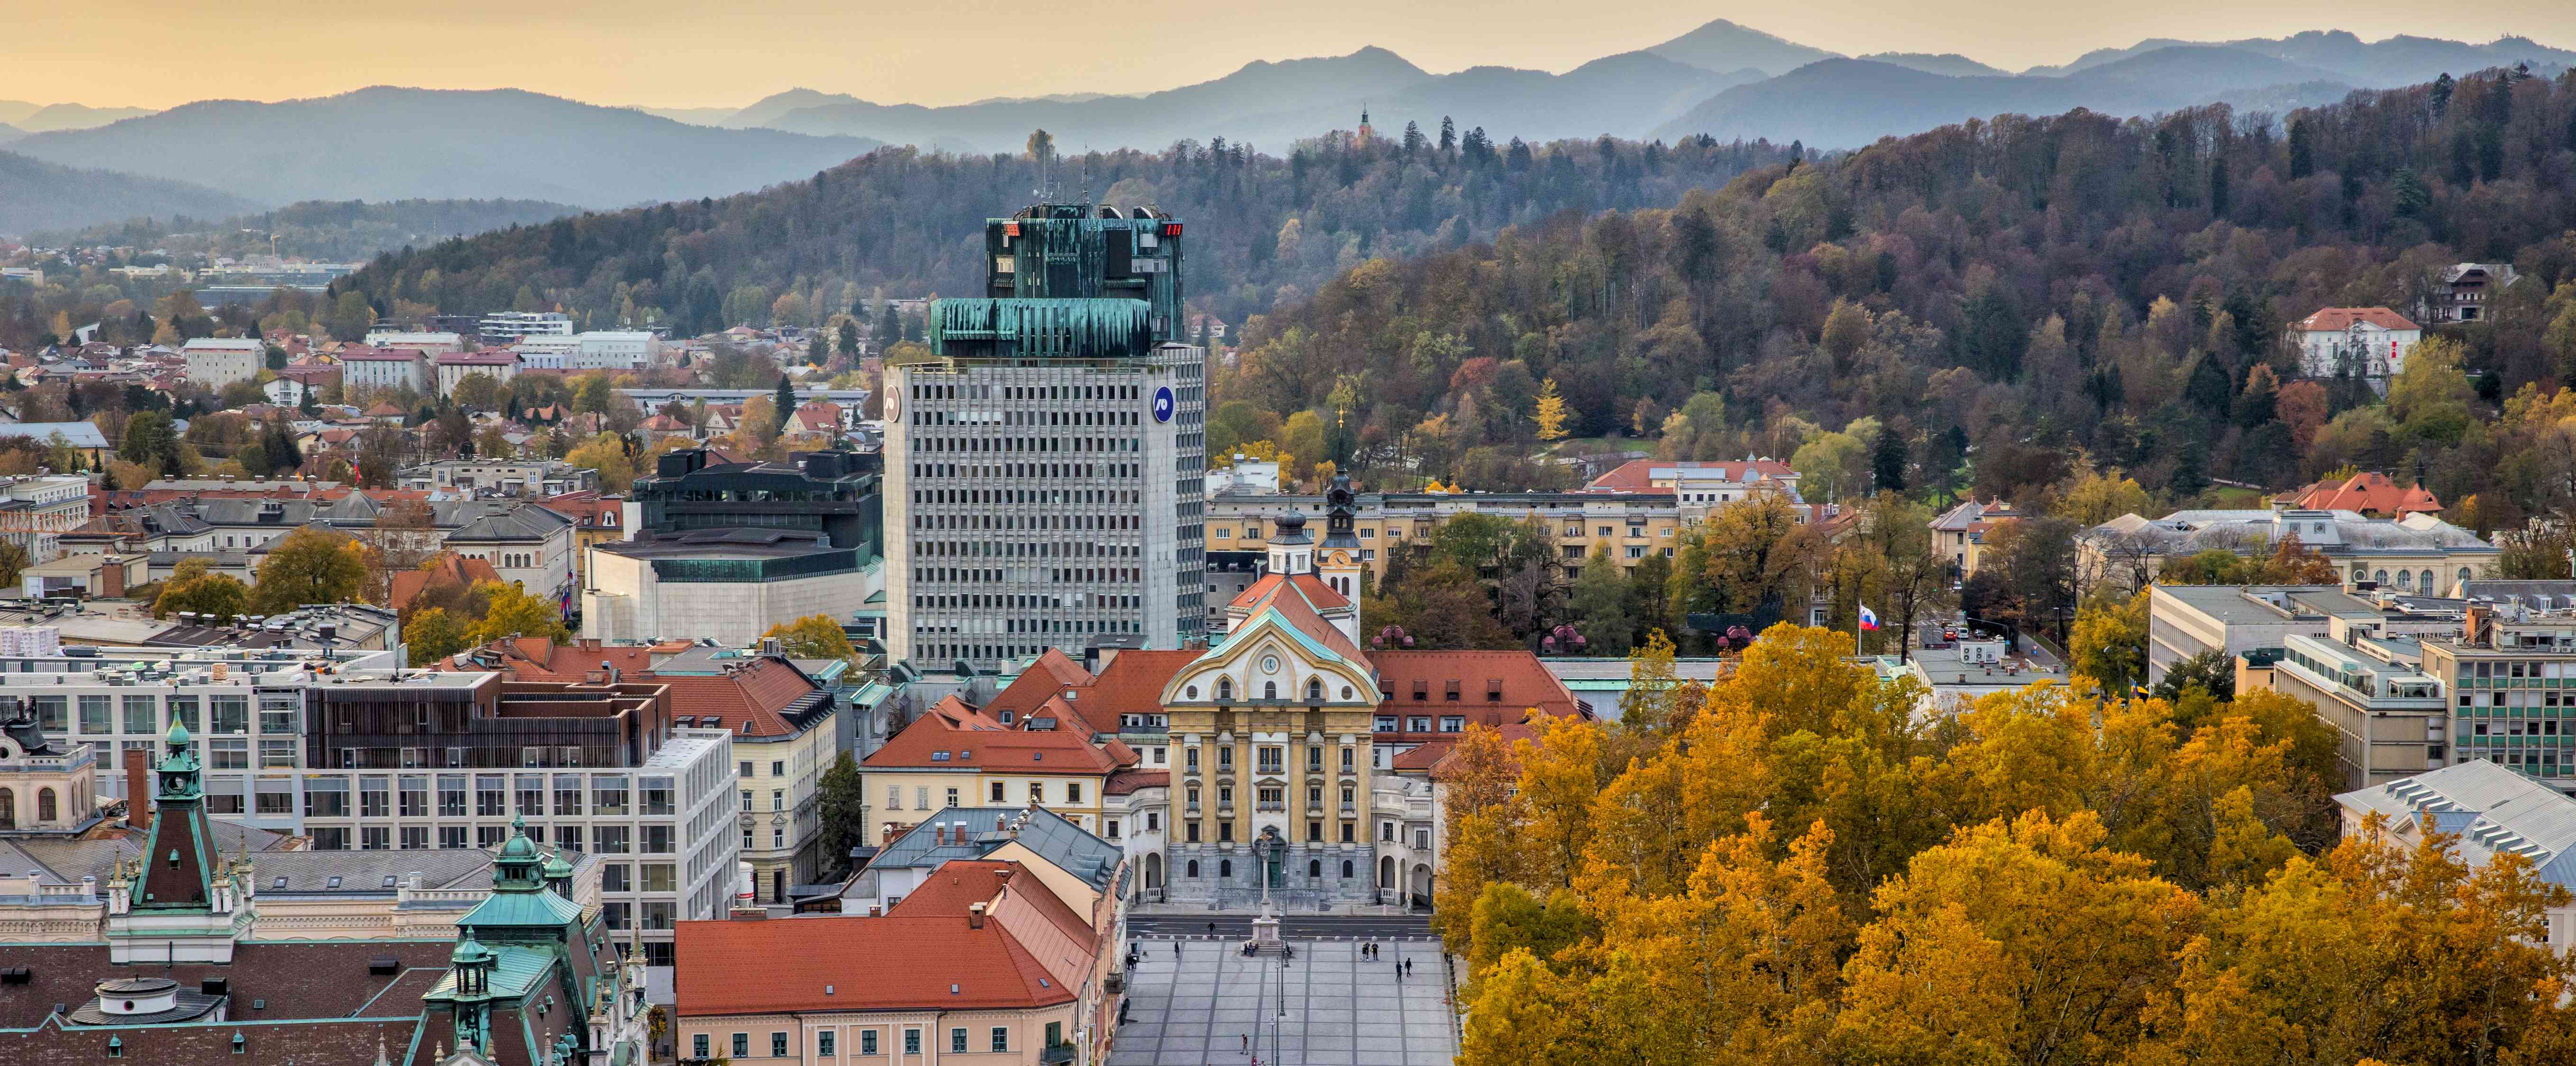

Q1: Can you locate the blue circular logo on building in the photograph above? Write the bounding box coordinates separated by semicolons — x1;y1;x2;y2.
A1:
1153;386;1175;423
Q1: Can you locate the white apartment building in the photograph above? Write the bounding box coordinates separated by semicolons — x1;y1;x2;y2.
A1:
479;311;574;340
0;474;95;562
337;347;431;394
510;335;580;370
435;351;522;398
181;337;264;387
575;331;661;370
360;330;465;356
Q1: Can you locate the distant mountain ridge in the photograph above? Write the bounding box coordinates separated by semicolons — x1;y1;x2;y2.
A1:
0;100;156;133
0;150;256;235
1646;19;1841;76
1651;48;2363;148
6;87;880;209
743;46;1758;153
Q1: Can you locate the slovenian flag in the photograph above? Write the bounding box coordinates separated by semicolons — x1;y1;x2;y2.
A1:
1858;605;1880;631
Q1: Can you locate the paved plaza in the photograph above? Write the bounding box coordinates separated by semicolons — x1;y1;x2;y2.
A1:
1109;938;1458;1066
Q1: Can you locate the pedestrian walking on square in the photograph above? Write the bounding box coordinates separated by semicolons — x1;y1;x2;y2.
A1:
1241;1034;1249;1053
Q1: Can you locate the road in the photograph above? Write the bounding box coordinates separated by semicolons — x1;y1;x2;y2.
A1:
1126;912;1436;941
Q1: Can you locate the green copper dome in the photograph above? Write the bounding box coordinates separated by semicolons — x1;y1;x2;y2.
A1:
165;718;192;748
450;932;494;966
497;815;539;861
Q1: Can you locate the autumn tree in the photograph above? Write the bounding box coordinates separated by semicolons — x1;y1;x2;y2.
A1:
464;580;570;646
407;607;469;660
761;615;858;660
2068;589;2149;696
1531;377;1570;442
249;527;367;613
153;557;249;620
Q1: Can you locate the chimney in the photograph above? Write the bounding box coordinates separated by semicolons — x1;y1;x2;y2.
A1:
122;747;153;830
967;902;987;929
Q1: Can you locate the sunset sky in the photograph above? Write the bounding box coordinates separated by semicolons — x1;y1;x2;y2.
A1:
12;1;2574;110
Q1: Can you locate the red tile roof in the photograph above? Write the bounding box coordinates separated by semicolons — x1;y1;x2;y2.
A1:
2295;307;2419;332
388;554;502;613
1104;768;1169;795
1586;457;1797;492
866;695;1123;773
986;649;1094;723
1369;650;1586;739
1228;571;1349;612
2280;472;2441;516
1082;650;1199;734
677;913;1073;1015
888;859;1017;919
649;658;822;738
1233;570;1370;670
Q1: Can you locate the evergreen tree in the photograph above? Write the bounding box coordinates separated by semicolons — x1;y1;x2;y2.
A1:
773;375;798;431
1439;116;1457;156
2287;118;2315;180
1871;427;1908;492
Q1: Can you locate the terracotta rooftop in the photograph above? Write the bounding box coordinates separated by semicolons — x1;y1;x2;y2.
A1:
1586;457;1797;492
676;911;1073;1015
1369;649;1586;738
865;696;1123;774
2295;307;2419;332
2279;472;2441;517
1228;571;1349;612
387;554;501;614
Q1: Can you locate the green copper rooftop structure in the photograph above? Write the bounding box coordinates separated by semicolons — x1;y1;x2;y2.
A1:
944;201;1186;355
926;296;1155;360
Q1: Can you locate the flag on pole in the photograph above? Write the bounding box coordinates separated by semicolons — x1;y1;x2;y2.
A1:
1857;605;1880;631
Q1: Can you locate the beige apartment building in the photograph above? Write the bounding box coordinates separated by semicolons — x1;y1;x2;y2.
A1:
863;695;1127;840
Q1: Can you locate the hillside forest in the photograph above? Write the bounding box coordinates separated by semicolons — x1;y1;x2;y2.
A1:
319;127;1795;338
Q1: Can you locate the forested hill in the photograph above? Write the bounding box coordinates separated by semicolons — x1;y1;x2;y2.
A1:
330;133;1797;334
1218;68;2576;529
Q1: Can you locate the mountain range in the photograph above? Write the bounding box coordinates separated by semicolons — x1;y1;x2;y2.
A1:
2;22;2571;236
672;22;2573;155
5;87;878;211
0;100;154;135
0;150;257;235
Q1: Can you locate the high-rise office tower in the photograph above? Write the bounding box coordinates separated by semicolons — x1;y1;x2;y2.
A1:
886;203;1207;669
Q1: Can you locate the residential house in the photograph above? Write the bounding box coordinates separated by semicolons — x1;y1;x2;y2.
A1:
2420;263;2521;323
1928;498;2026;579
2290;307;2421;380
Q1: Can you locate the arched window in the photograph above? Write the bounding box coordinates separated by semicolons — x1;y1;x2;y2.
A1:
1308;859;1321;878
2374;569;2389;586
2460;567;2474;589
1216;678;1233;701
36;788;56;822
1186;860;1200;879
1341;860;1354;879
2421;570;2437;593
1305;678;1322;702
1219;859;1233;879
1263;681;1277;700
2396;571;2413;591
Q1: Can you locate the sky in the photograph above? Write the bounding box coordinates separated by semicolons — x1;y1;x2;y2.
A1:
9;1;2574;111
